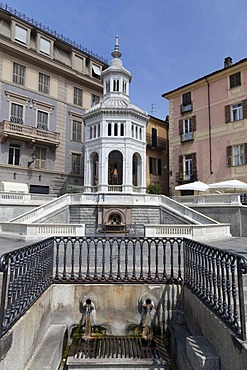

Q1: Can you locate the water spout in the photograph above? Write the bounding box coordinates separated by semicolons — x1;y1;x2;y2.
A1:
141;298;155;345
82;299;95;342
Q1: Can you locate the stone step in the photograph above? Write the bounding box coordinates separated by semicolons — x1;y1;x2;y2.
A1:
25;324;66;370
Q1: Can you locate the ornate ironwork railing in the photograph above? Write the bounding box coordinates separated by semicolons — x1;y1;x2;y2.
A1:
0;236;183;338
184;238;247;340
0;238;54;338
53;236;183;284
0;236;247;341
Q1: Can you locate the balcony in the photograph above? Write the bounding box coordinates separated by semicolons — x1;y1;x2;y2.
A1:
146;134;167;150
0;120;60;147
176;171;197;184
181;102;193;114
181;132;194;143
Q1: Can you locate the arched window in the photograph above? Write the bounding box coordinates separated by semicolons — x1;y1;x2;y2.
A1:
120;123;124;136
113;79;119;91
108;123;112;136
114;123;118;136
106;80;110;92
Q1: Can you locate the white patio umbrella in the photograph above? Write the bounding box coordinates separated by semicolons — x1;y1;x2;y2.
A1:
175;181;209;192
208;179;247;193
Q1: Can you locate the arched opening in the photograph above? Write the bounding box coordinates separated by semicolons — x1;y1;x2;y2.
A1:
108;150;123;186
132;152;142;187
90;152;99;186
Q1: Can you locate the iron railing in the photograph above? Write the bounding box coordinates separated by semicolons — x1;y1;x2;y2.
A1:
0;236;183;337
184;238;247;340
0;236;247;340
0;238;54;338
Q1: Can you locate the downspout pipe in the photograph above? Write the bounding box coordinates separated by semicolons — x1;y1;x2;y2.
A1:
206;78;213;174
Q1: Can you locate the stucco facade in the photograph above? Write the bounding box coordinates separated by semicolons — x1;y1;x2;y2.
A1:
163;57;247;196
0;5;107;195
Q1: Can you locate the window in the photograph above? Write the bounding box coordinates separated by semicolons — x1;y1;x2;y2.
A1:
123;81;127;93
35;147;46;169
92;94;100;107
151;128;157;147
40;37;51;55
230;72;241;89
74;87;83;106
10;103;24;124
179;116;196;142
149;157;161;175
72;120;82;142
106;80;110;93
8;144;20;165
181;91;192;113
15;25;27;44
37;110;48;130
108;123;112;136
227;144;247;167
39;73;50;94
179;153;197;181
13;62;25;85
225;100;247;123
114;123;118;136
72;153;81;174
121;123;124;136
92;64;101;79
233;145;245;166
231;103;243;121
113;79;119;91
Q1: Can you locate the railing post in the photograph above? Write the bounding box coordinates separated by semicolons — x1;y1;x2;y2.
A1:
0;255;9;337
237;256;247;340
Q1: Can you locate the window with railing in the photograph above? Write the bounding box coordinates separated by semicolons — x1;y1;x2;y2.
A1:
10;103;24;124
178;153;197;181
37;110;48;130
13;62;25;85
181;91;192;113
179;116;196;142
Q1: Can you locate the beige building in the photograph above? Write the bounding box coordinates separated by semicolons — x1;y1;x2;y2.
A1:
146;115;169;195
0;5;107;194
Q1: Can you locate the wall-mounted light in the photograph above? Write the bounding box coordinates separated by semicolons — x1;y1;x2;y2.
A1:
28;151;37;167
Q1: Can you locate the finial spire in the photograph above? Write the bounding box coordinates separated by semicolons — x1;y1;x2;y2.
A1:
111;35;122;59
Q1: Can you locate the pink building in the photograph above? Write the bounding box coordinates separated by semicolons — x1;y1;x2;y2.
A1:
162;57;247;195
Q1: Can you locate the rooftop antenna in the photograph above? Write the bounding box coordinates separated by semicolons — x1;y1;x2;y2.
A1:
150;103;158;115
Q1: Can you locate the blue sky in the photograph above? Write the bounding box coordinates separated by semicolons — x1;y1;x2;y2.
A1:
4;0;247;119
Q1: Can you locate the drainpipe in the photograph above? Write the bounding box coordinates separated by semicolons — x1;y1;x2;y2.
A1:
206;78;213;174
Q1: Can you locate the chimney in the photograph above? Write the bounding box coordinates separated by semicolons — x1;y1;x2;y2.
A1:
224;57;233;68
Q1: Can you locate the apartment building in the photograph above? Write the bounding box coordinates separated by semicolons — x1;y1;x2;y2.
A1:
0;4;108;194
146;115;169;195
162;56;247;195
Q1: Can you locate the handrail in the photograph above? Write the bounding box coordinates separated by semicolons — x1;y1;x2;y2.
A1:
184;238;247;340
0;236;246;340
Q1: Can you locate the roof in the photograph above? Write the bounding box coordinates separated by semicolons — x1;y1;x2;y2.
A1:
162;57;247;98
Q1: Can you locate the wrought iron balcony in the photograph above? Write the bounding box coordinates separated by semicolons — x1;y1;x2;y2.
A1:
0;120;60;147
181;132;194;143
180;102;193;114
146;134;167;150
176;171;197;183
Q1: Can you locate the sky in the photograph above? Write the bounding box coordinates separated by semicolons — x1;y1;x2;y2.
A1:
4;0;247;119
